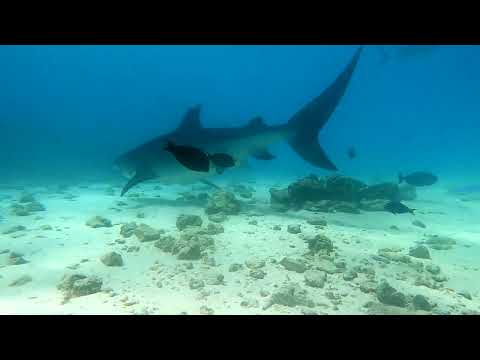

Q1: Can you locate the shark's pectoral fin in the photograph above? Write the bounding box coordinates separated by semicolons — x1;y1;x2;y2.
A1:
120;167;156;196
215;166;225;175
252;148;276;160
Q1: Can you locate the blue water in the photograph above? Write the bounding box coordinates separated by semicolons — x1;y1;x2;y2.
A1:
2;45;480;315
1;45;479;186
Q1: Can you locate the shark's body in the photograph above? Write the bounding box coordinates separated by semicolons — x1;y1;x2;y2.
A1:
115;47;363;196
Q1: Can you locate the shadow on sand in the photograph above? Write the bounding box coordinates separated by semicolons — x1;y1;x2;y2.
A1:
130;197;207;209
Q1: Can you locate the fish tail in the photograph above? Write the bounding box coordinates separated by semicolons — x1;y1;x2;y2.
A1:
398;172;404;184
287;47;363;171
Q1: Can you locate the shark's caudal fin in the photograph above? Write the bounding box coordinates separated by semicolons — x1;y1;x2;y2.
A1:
287;47;363;171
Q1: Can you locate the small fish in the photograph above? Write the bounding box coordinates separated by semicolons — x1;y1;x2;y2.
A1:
208;153;236;174
384;201;416;215
399;172;438;187
209;153;235;168
164;141;210;173
347;147;356;159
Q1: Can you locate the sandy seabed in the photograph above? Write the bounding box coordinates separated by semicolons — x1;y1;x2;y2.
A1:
1;178;479;315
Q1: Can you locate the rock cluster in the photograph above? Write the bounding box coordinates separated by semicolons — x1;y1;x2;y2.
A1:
409;245;431;260
306;217;327;226
269;174;413;213
10;194;46;216
2;225;26;235
245;258;265;270
424;235;456;250
280;257;307;273
376;280;407;307
231;184;255;199
154;228;215;261
101;252;124;267
206;223;224;235
265;283;315;309
304;270;326;288
57;274;103;300
120;222;138;238
305;234;334;255
414;263;448;290
86;216;112;228
412;295;432;311
8;251;28;265
287;224;301;234
204;191;241;215
208;213;228;223
176;214;203;231
134;224;163;242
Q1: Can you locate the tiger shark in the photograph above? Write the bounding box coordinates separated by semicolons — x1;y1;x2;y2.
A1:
114;47;363;196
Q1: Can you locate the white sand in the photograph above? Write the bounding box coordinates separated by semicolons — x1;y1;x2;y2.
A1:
1;180;479;315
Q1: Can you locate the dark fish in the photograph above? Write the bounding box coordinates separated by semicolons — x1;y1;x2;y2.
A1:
399;172;438;187
209;152;235;170
347;147;356;159
384;201;415;215
164;141;210;173
203;153;236;175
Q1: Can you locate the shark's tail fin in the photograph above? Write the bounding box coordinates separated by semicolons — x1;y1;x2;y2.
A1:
287;47;363;171
378;46;391;65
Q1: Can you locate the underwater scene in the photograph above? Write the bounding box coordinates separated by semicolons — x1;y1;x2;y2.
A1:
1;45;479;315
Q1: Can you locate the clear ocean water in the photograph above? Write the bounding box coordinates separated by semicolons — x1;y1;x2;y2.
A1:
1;45;479;315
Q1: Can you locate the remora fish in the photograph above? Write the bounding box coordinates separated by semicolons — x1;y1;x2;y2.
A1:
114;47;363;196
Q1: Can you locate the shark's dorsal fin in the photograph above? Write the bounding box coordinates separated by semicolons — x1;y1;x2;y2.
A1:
246;116;267;130
176;105;203;133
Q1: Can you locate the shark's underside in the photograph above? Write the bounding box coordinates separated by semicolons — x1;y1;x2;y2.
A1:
114;47;363;196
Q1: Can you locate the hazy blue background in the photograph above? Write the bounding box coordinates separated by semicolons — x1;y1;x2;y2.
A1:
1;45;479;186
